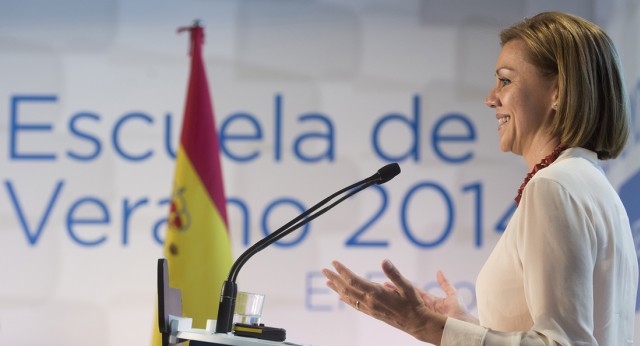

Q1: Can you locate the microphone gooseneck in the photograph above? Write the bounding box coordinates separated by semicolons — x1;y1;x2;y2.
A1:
215;163;401;333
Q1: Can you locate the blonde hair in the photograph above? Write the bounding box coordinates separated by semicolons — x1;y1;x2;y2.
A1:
500;12;629;159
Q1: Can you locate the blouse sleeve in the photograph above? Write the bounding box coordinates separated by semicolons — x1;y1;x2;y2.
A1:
441;177;598;345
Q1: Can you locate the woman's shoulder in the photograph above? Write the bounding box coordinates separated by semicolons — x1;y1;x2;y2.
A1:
534;147;602;181
530;147;614;198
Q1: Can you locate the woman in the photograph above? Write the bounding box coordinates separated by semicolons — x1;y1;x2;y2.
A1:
322;12;638;345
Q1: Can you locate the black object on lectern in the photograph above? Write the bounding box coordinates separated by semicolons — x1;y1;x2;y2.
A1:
158;258;186;346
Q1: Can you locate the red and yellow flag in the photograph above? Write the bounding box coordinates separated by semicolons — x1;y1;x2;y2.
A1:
152;22;233;345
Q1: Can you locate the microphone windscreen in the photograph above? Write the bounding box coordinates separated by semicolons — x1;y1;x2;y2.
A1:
376;163;401;184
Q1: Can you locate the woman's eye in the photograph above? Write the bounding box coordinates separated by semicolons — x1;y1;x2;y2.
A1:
498;78;511;86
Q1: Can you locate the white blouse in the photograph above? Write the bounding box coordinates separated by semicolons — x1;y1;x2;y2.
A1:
441;148;638;345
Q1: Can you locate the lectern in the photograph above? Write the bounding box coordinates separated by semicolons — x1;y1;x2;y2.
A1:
157;259;310;346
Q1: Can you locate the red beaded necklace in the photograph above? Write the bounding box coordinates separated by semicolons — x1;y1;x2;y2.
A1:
515;144;567;207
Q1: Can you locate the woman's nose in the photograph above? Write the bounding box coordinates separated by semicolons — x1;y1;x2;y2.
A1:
484;90;497;108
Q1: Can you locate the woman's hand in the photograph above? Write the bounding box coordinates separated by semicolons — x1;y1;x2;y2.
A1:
322;259;447;345
401;270;479;324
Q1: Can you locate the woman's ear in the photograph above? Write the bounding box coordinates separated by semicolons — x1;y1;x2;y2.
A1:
550;76;559;111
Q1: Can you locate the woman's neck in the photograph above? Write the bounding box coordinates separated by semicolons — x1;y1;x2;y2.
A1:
514;142;567;206
523;138;561;170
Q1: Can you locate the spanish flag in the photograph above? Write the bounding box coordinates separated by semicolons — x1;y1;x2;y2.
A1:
152;22;233;345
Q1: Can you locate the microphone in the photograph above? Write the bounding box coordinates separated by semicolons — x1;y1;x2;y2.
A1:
215;163;401;334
